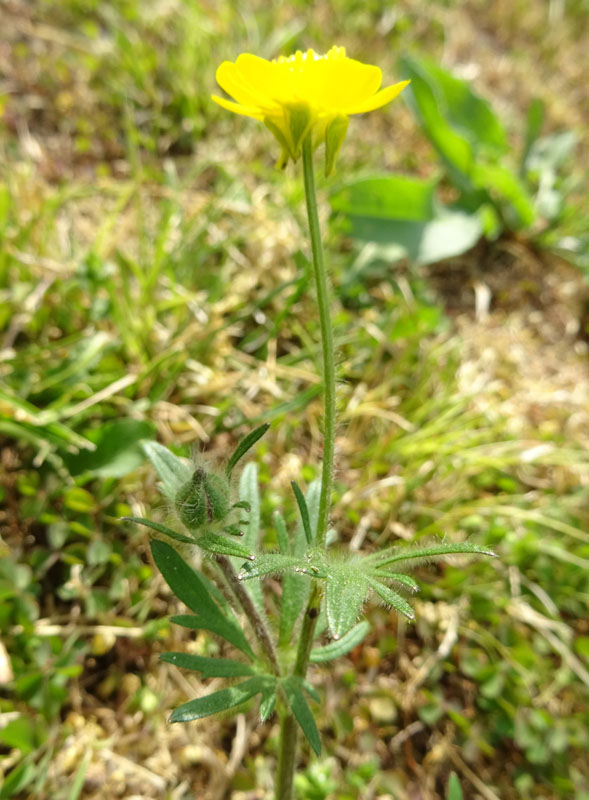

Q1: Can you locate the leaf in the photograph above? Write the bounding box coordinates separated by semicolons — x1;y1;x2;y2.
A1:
282;676;321;755
447;772;464;800
63;420;155;478
143;441;191;500
367;578;415;620
160;652;255;678
291;481;312;545
235;461;264;610
259;689;277;722
371;571;420;593
237;553;306;580
310;621;371;663
226;423;270;476
365;541;496;570
151;540;254;658
325;566;369;639
279;480;322;647
472;161;535;228
331;174;437;222
123;516;196;545
331;175;482;265
274;510;289;554
195;532;254;560
170;676;272;723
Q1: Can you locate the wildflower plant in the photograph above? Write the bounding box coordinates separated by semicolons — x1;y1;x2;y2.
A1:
129;47;495;799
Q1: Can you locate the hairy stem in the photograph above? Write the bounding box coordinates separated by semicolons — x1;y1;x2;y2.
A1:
275;135;335;799
214;554;281;675
301;134;336;548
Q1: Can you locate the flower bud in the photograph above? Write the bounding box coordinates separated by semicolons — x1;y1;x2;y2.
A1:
175;467;231;531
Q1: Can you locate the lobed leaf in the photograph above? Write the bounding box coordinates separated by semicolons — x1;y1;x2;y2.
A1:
170;676;272;723
238;553;306;581
281;676;321;755
325;566;369;640
279;480;322;647
364;541;496;570
151;540;254;658
310;621;371;663
160;652;255;678
367;578;415;620
195;532;254;560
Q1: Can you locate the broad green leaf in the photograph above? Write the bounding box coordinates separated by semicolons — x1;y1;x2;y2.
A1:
123;516;196;545
399;55;474;188
160;652;255;678
195;532;254;560
291;481;312;545
0;717;39;755
331;175;437;222
472;161;535;228
343;211;482;266
143;441;191;500
367;578;415;620
310;621;371;663
151;540;254;658
325;565;368;639
409;57;508;156
170;614;253;659
235;462;264;610
226;423;269;476
63;419;155;478
170;676;272;723
282;676;321;755
447;772;464;800
279;480;321;647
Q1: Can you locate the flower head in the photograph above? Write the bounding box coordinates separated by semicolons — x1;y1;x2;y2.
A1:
212;46;409;175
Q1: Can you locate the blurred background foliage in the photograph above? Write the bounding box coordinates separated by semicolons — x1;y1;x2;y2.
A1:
1;0;588;798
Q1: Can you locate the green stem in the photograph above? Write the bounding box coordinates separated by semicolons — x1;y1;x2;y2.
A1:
301;135;336;547
275;135;335;800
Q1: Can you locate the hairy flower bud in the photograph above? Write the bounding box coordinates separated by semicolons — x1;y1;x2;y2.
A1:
175;467;231;530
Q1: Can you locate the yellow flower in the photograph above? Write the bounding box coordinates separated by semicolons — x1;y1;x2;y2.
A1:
212;46;409;175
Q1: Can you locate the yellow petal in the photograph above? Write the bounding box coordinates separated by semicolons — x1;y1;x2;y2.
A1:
311;60;382;110
235;54;288;103
344;80;410;114
211;95;264;120
216;61;277;111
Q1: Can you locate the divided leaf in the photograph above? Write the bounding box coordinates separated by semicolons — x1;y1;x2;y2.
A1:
195;532;254;560
151;540;254;658
310;621;371;663
325;566;368;640
367;577;415;620
170;676;272;723
160;652;255;678
281;676;321;755
365;540;496;570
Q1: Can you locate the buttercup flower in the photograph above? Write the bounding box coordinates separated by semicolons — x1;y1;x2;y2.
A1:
212;46;409;175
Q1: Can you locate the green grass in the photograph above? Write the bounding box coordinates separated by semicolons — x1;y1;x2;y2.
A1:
1;0;589;798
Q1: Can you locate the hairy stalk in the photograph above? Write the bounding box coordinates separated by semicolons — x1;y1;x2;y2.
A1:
301;135;336;547
275;135;336;799
214;554;281;675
